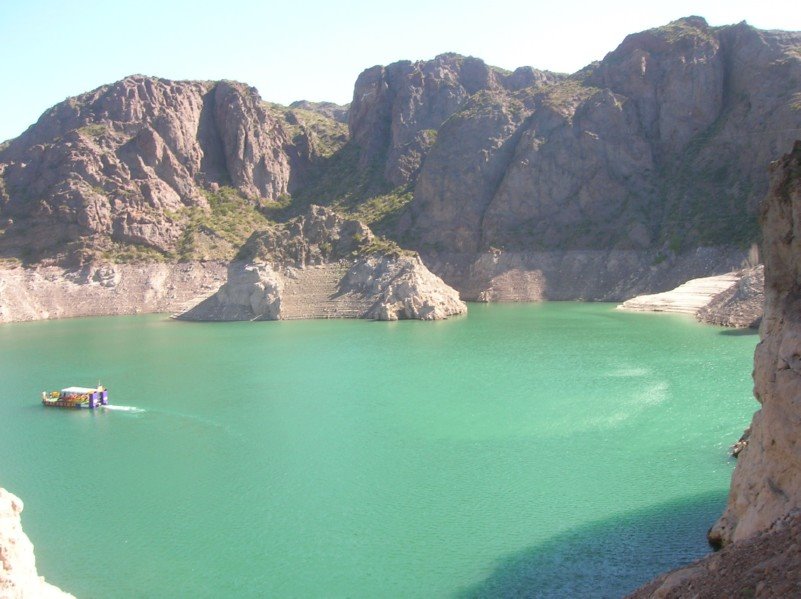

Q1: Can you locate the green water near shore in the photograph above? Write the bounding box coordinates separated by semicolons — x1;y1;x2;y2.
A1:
0;304;757;597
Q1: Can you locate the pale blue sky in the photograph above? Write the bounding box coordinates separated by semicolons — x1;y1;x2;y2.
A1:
1;0;799;142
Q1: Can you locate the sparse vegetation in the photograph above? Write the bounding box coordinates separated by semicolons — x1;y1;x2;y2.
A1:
358;235;414;258
790;92;801;112
100;242;170;264
537;78;599;112
656;17;716;44
176;186;273;261
338;189;413;226
266;103;349;159
77;124;107;138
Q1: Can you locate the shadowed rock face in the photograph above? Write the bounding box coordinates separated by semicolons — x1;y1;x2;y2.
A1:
400;18;801;261
708;141;801;547
628;510;801;598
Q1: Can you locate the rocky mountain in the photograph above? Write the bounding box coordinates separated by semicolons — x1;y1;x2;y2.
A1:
348;53;561;187
0;16;800;308
0;76;346;264
400;18;801;256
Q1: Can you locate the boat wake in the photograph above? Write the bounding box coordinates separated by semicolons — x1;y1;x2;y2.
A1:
101;405;145;414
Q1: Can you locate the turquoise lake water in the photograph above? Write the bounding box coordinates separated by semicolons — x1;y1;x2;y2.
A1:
0;304;758;598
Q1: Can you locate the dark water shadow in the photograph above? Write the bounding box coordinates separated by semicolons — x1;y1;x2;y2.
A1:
458;491;725;599
717;328;759;337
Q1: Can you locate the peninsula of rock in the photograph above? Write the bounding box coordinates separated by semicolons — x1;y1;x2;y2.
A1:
617;265;764;328
178;206;466;321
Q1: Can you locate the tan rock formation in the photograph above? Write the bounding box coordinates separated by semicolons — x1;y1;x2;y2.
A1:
618;272;743;314
0;488;74;598
708;141;801;546
617;266;764;327
178;207;466;321
697;266;764;328
0;261;226;323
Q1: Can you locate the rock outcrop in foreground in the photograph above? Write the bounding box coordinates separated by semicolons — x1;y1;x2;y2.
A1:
0;488;74;598
178;206;466;321
626;143;801;597
617;265;764;328
628;510;801;598
708;141;801;546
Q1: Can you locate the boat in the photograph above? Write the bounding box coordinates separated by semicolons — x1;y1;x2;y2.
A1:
41;385;108;409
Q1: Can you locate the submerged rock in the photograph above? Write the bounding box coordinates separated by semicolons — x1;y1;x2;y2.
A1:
0;488;75;598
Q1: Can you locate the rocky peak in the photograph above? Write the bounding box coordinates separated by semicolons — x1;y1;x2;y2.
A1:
348;53;561;187
587;16;723;156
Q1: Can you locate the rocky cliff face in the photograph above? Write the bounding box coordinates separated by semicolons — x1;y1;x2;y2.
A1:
708;141;801;547
178;206;466;321
0;488;74;598
629;510;801;598
399;18;801;263
348;53;561;187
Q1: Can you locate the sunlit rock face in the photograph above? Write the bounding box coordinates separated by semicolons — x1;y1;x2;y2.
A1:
709;141;801;547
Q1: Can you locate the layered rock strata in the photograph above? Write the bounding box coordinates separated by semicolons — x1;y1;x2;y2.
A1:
696;266;764;328
708;140;801;546
178;206;466;321
618;265;763;328
0;261;225;323
0;488;74;598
